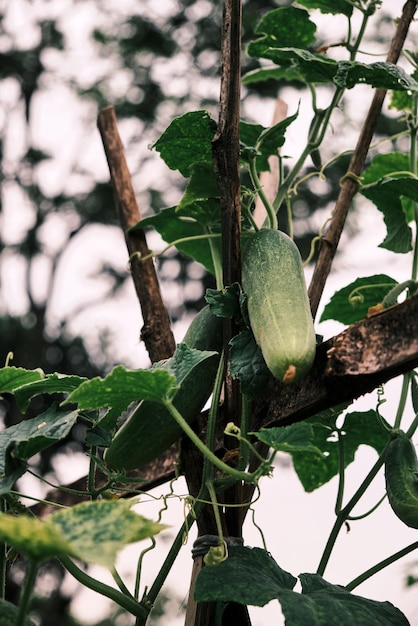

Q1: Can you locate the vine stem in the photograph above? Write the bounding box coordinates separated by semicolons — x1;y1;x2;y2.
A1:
163;400;258;483
16;560;38;626
206;481;225;546
202;353;226;485
317;443;389;577
60;554;149;619
394;374;411;430
207;230;224;290
87;446;97;498
249;155;277;230
0;499;5;600
346;541;418;592
144;488;208;609
334;430;346;515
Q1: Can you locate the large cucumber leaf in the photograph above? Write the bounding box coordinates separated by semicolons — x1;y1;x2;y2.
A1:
247;7;317;60
0;404;79;495
195;547;408;625
291;409;389;492
360;153;416;253
320;275;398;324
65;344;217;431
152;110;216;176
0;500;165;568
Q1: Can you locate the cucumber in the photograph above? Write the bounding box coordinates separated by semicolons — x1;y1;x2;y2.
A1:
105;306;223;471
241;228;316;383
385;431;418;529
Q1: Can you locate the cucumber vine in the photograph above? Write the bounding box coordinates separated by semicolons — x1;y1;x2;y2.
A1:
0;2;417;625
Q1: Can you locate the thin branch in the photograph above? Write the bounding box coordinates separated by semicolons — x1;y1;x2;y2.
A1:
308;0;418;318
97;106;175;363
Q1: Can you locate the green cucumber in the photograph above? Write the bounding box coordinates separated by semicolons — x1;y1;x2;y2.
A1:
105;306;223;471
241;228;316;383
385;431;418;529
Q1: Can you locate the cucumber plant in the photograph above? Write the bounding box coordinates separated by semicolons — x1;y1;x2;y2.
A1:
0;2;418;626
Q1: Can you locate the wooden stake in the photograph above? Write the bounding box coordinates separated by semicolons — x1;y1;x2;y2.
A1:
97;106;175;363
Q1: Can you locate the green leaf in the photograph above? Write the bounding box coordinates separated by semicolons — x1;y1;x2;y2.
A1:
13;373;87;413
0;404;79;495
0;500;165;567
254;423;324;457
242;66;297;86
258;107;299;152
132;202;221;275
335;61;418;91
361;152;416;252
362;152;409;185
250;46;418;92
0;366;44;396
162;342;219;387
177;162;219;211
296;0;352;16
85;424;113;447
361;152;417;224
278;573;409;625
195;551;408;624
247;7;317;60
291;409;388;492
0;513;73;561
205;284;241;318
0;599;36;626
240;108;299;171
64;365;178;427
152;110;217;177
390;68;418;111
195;546;297;606
390;88;415;112
91;345;216;433
50;500;166;568
229;330;272;397
258;48;338;84
361;176;414;252
0;368;86;414
320;275;398;324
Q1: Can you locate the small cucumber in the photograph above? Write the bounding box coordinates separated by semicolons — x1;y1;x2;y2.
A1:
104;306;223;471
241;228;316;383
385;431;418;529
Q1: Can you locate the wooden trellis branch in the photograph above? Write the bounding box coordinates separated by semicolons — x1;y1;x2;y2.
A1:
308;0;418;318
97;106;175;363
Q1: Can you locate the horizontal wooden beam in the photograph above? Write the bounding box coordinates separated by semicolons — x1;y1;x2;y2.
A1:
33;295;418;516
253;293;418;430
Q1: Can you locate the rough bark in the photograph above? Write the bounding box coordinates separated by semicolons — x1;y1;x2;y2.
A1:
97;106;175;363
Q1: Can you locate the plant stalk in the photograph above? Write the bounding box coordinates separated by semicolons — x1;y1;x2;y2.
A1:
346;541;418;591
60;554;149;619
317;442;389;576
16;560;38;626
